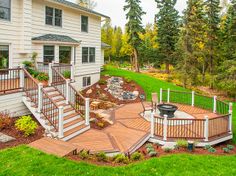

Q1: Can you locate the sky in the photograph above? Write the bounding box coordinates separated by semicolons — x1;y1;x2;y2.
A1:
70;0;187;28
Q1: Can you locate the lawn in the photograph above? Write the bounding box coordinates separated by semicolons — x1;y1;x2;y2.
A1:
0;145;236;176
102;65;236;143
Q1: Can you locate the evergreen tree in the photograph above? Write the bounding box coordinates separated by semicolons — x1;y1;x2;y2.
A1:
155;0;179;73
124;0;146;72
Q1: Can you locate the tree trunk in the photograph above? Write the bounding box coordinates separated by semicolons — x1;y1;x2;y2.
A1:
133;48;139;72
165;62;170;74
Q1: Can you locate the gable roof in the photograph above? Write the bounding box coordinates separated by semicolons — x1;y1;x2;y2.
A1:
51;0;110;19
32;34;81;45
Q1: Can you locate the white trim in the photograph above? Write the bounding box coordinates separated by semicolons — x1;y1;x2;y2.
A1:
0;0;11;22
0;43;12;68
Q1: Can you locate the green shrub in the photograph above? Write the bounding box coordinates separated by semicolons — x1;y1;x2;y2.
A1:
208;147;217;153
204;145;212;150
130;152;143;161
164;148;172;153
223;148;230;153
145;143;153;149
78;150;90;160
227;145;234;150
95;152;107;162
98;79;107;85
62;71;71;79
124;77;132;83
15;115;38;136
36;73;49;81
27;68;40;78
113;154;129;164
148;151;157;157
146;147;155;153
23;61;34;68
176;140;188;148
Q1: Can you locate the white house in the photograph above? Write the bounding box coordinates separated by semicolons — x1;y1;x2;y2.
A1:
0;0;110;89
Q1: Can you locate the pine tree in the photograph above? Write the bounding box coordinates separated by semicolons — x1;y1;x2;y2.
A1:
155;0;179;73
124;0;146;72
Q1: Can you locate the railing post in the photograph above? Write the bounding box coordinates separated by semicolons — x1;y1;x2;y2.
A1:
150;112;155;138
65;79;70;104
70;60;75;82
160;88;163;103
204;116;209;142
85;98;90;126
58;106;64;139
19;64;24;88
228;103;233;134
48;63;53;86
163;115;168;141
167;88;170;103
213;96;217;113
191;91;195;107
37;83;43;113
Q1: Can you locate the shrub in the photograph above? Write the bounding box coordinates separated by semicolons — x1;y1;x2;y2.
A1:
148;151;157;157
204;145;212;150
176;140;188;148
28;68;40;78
164;148;172;153
36;72;49;81
145;143;153;149
23;61;34;68
113;154;129;164
208;147;217;153
124;77;132;83
130;152;143;161
15;115;38;136
97;122;105;128
62;71;71;79
96;152;107;162
223;148;230;153
98;79;107;85
227;145;234;150
0;112;12;130
146;147;155;153
78;150;90;160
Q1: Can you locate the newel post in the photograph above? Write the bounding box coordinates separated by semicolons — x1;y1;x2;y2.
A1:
19;64;25;88
37;83;43;113
191;91;195;107
58;106;64;139
160;88;163;103
204;116;209;142
85;98;90;126
213;96;217;113
163;115;168;141
229;103;233;134
70;60;75;82
48;63;53;86
65;79;70;104
150;112;155;138
167;88;170;103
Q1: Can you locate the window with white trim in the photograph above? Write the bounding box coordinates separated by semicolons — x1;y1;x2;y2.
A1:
83;76;91;87
43;45;54;63
45;6;62;27
0;0;11;21
82;47;95;63
81;15;88;32
0;45;9;69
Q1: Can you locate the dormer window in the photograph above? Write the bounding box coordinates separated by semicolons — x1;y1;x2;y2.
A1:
81;15;88;32
45;6;62;27
0;0;11;21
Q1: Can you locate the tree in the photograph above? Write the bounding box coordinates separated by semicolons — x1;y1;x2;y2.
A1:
205;0;221;88
101;20;113;61
111;26;123;58
155;0;179;73
76;0;97;10
124;0;146;72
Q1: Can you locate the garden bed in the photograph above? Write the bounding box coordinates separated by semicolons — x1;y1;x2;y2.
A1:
90;112;111;130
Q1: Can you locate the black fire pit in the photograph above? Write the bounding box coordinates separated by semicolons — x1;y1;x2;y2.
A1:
157;104;178;118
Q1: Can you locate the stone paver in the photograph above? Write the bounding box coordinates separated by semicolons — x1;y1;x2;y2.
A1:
0;132;15;143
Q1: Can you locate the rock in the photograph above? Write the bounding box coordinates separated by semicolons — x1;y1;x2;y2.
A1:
162;143;176;150
96;84;101;89
0;132;15;143
133;91;139;97
86;89;92;94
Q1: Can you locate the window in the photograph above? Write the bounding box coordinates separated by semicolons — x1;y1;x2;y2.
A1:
45;6;62;27
82;47;95;63
0;45;9;69
59;46;71;64
83;76;91;87
0;0;11;21
81;15;88;32
43;46;54;63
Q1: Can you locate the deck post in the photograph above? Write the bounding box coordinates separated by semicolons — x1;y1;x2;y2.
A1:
160;88;163;103
65;79;70;104
163;115;168;141
19;64;24;88
58;106;64;139
204;116;209;142
228;103;233;134
150;112;155;138
48;63;53;86
191;91;195;107
213;96;217;113
70;60;75;82
167;88;170;103
85;98;90;126
37;83;43;113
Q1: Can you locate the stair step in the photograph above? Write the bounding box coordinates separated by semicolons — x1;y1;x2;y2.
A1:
64;118;84;129
54;98;65;103
44;87;56;93
64;113;78;121
63;124;88;139
49;92;61;98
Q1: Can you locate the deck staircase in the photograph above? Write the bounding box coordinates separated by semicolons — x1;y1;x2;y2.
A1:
21;63;90;141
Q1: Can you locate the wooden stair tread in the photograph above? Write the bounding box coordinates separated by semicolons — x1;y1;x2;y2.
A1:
64;113;78;121
64;124;87;137
64;118;84;129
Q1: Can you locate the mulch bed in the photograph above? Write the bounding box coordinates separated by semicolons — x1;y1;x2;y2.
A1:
89;112;110;130
82;76;145;105
0;117;44;150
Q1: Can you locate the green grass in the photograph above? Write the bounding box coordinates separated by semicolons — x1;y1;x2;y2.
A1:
1;145;236;176
102;66;236;143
